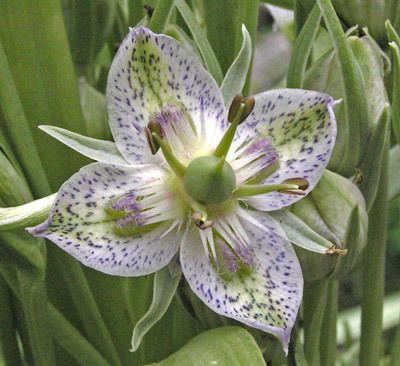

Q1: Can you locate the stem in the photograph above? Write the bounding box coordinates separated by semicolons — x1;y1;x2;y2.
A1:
237;0;258;95
149;0;175;33
214;104;245;157
233;183;299;198
320;280;338;366
153;133;186;177
303;280;328;366
359;141;389;366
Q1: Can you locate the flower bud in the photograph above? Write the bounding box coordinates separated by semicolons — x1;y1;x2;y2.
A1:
304;31;388;176
332;0;400;45
183;156;236;205
290;170;368;281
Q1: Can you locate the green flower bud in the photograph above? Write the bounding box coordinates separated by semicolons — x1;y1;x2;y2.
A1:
183;156;236;205
332;0;400;45
290;170;368;281
304;31;388;176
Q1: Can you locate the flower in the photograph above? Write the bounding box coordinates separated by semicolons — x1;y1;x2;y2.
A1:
28;26;336;352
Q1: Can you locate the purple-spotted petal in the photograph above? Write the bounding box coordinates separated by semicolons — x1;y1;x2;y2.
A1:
107;26;227;165
28;163;180;276
180;211;303;353
232;89;336;211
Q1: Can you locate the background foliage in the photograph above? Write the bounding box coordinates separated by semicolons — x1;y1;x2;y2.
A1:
0;0;400;365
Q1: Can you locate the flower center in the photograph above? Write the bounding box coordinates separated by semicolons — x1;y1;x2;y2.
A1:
182;155;236;204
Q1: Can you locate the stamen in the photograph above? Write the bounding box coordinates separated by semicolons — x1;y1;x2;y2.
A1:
233;179;309;198
230;138;279;184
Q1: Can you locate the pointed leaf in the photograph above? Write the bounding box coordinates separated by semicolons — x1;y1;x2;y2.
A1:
389;145;400;201
39;125;130;166
0;194;56;232
359;104;390;211
175;0;223;84
287;2;321;88
221;25;252;107
317;0;368;175
271;210;333;253
157;327;265;366
389;42;400;143
131;265;181;352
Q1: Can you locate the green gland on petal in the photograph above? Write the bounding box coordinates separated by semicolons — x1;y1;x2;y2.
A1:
183;156;236;205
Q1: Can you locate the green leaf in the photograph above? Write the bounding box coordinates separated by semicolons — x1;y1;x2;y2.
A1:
131;265;181;352
175;0;223;84
0;194;56;232
386;19;400;47
39;126;129;166
155;326;266;366
287;2;321;88
270;210;333;253
389;42;400;144
61;0;117;77
389;145;400;201
149;0;175;33
0;37;51;198
0;150;32;206
47;304;110;366
359;104;390;211
317;0;368;176
221;25;252;107
0;0;87;190
79;78;110;140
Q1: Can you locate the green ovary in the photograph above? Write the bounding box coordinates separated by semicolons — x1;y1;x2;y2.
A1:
182;156;236;205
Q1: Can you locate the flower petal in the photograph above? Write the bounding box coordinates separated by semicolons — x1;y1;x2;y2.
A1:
107;26;227;165
180;211;303;353
28;163;180;276
233;89;336;211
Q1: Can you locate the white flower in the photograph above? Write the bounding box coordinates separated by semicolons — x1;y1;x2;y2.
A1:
29;26;337;352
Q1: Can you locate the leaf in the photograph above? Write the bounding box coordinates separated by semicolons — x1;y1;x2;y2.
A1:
155;326;265;366
287;2;321;88
389;42;400;143
359;104;390;211
61;0;117;75
389;145;400;201
0;193;56;232
131;265;182;352
149;0;175;33
79;78;110;140
47;304;110;366
221;25;252;107
317;0;368;176
270;210;333;253
39;125;130;166
175;0;224;84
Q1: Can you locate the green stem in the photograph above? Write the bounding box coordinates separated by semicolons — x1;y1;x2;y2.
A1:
237;0;259;95
233;183;299;198
359;141;389;366
149;0;175;33
0;276;22;366
214;104;245;157
153;134;186;177
303;280;328;366
48;303;111;366
320;280;337;366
